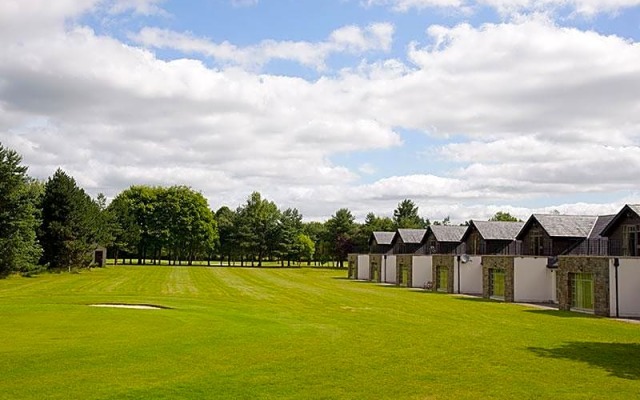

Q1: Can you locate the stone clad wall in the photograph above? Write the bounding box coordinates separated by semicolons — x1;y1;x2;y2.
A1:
396;255;413;287
557;256;610;316
432;255;454;293
482;256;515;302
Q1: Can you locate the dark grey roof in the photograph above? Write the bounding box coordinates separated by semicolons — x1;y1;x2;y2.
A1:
429;225;467;242
600;204;640;237
396;228;427;244
588;215;615;239
472;221;524;241
530;214;598;238
371;231;395;245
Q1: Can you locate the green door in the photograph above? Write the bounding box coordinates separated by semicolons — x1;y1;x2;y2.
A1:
571;273;594;311
490;269;505;299
402;266;409;287
436;266;448;292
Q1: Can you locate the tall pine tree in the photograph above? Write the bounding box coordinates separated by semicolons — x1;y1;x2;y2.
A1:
0;144;42;276
39;169;102;271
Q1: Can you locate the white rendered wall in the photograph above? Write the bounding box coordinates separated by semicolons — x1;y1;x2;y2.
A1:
610;258;640;318
550;269;557;303
357;255;370;280
382;255;397;284
411;256;432;288
459;256;483;294
513;257;554;302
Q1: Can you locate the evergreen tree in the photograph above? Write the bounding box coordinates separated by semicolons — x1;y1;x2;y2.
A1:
393;199;426;229
278;208;303;266
235;192;280;266
0;144;42;276
355;212;395;253
215;206;236;266
39;169;101;271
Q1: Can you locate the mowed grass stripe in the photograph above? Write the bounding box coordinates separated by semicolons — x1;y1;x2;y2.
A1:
1;266;639;399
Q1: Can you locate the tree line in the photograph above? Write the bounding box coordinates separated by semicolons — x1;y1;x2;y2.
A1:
0;143;520;276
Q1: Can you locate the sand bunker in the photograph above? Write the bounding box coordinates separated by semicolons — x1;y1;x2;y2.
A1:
89;303;168;310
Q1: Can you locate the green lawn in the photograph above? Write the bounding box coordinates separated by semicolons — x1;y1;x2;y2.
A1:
1;266;639;399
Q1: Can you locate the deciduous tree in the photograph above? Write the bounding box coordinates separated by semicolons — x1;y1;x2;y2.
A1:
489;211;521;222
325;208;355;268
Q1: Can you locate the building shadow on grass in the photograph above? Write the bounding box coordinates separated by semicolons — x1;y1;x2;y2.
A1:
453;296;497;303
523;309;596;318
529;342;640;380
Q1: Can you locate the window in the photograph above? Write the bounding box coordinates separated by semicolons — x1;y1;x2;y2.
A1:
436;266;448;292
570;272;594;311
489;269;505;300
622;225;639;256
530;228;544;255
469;232;481;255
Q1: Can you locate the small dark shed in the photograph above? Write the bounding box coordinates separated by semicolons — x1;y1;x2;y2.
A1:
390;229;427;254
461;221;523;255
368;231;395;254
422;225;466;254
516;214;611;256
600;204;640;256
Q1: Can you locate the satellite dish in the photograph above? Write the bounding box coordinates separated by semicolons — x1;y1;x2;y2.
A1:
460;254;471;263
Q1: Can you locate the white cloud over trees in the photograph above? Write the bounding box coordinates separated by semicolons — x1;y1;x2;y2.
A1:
0;2;638;222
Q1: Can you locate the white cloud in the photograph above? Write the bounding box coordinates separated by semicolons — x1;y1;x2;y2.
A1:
107;0;167;15
364;0;640;15
231;0;259;7
363;0;468;12
131;22;395;70
0;0;99;40
358;163;377;174
0;21;400;216
1;6;639;223
356;17;640;142
478;0;640;16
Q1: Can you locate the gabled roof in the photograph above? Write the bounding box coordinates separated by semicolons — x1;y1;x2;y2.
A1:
464;221;524;241
600;204;640;237
394;228;427;244
588;215;616;239
427;225;467;242
369;231;395;246
516;214;598;239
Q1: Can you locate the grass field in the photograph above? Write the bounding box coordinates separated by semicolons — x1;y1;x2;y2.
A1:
1;266;639;399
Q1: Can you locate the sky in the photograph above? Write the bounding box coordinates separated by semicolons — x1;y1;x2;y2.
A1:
1;0;639;223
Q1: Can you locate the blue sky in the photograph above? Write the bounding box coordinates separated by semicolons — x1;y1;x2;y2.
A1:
1;0;639;222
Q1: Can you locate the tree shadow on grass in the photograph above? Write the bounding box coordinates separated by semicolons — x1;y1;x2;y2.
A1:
529;342;640;380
